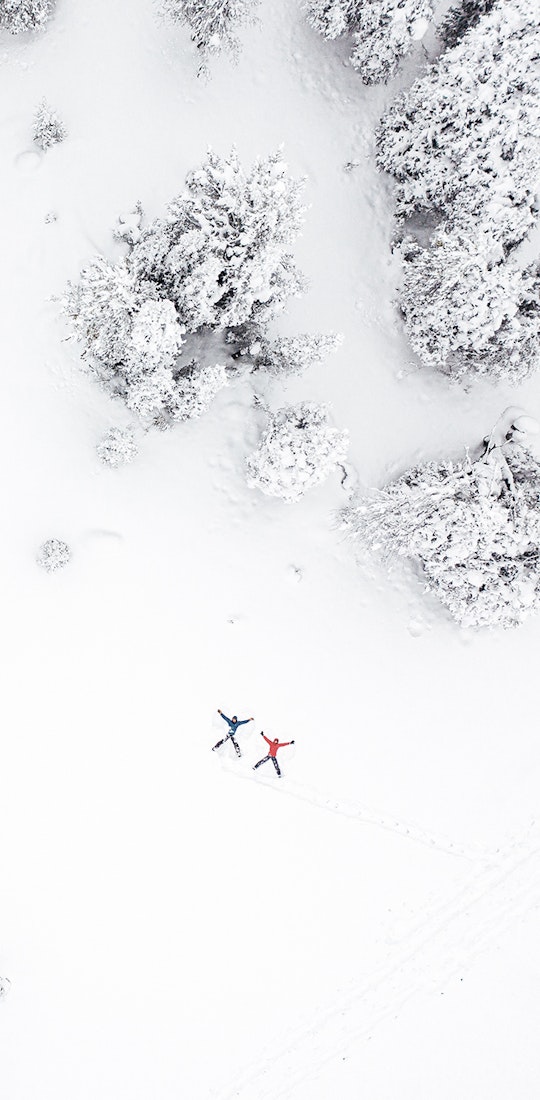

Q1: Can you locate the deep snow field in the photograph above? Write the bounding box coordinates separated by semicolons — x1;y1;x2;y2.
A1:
1;1;540;1098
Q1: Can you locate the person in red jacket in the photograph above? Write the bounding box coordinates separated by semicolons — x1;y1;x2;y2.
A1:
253;731;295;777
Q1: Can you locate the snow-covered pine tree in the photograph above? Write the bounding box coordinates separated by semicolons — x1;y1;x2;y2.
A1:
33;100;66;150
440;0;495;48
246;402;348;502
399;232;540;381
161;0;259;70
343;410;540;628
305;0;432;84
63;257;187;420
0;0;53;32
377;0;540;233
250;332;342;377
377;0;540;379
131;148;307;332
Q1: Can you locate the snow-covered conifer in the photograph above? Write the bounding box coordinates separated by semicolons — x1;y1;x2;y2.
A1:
132;148;306;332
343;410;540;628
63;258;185;415
161;0;259;70
247;402;348;503
441;0;495;48
0;0;53;32
377;0;540;233
169;359;228;421
305;0;432;84
377;0;540;379
97;427;138;468
399;233;540;381
37;539;71;572
250;332;342;378
33;99;66;150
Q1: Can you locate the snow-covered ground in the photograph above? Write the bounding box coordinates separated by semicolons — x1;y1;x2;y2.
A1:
1;1;540;1097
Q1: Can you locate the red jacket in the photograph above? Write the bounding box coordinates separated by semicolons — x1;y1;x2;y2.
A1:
263;734;292;758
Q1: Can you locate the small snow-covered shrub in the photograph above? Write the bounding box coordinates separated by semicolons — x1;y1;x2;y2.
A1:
247;402;348;503
0;976;10;998
37;538;71;572
114;202;143;246
250;332;342;378
343;410;540;628
33;100;66;151
161;0;259;70
97;427;138;468
0;0;53;32
305;0;432;84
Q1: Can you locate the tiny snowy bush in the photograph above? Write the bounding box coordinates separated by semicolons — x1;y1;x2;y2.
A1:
247;402;348;503
0;976;10;998
97;427;138;468
37;538;71;573
343;410;540;628
33;99;66;150
161;0;259;70
0;0;53;32
305;0;432;84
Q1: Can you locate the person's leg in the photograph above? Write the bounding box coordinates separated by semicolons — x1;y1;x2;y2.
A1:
272;757;282;777
253;755;269;770
212;736;227;751
231;736;241;758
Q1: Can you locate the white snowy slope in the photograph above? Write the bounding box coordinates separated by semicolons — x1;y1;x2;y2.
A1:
1;1;540;1098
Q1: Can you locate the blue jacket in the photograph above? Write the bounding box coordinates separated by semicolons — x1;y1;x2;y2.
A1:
221;713;250;735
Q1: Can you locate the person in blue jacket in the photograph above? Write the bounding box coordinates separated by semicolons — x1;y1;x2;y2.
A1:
212;709;254;758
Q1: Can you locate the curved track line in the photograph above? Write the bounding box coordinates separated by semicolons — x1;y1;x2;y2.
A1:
220;758;500;862
213;822;540;1100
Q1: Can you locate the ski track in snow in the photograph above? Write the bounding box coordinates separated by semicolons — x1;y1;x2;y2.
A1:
220;758;505;862
214;819;540;1100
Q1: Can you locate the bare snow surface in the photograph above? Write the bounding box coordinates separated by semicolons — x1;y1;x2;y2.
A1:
1;1;540;1098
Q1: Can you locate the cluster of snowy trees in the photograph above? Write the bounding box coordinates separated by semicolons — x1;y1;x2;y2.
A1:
0;0;53;32
344;410;540;628
305;0;432;84
161;0;259;72
64;148;346;502
377;0;540;381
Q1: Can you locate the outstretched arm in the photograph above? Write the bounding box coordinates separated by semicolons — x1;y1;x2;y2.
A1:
277;740;295;748
218;710;233;728
236;718;254;727
261;732;272;746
